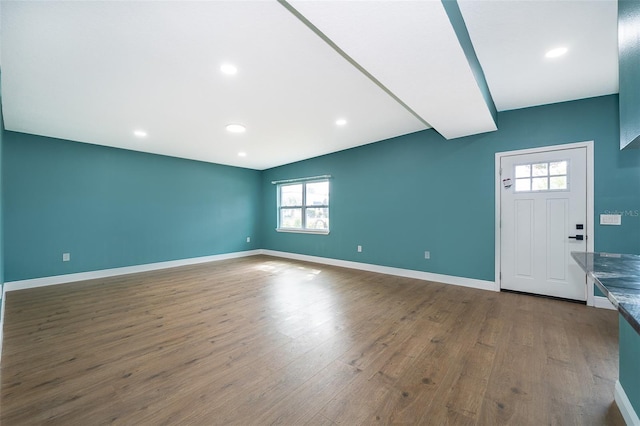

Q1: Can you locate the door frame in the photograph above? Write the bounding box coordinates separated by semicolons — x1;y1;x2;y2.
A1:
494;141;595;304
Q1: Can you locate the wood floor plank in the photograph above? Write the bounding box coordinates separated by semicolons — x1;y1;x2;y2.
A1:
0;255;624;425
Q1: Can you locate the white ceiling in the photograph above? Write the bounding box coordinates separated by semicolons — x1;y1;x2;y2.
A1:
458;0;618;111
1;0;618;170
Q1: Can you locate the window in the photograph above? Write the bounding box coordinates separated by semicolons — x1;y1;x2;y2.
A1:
514;160;568;192
277;178;329;233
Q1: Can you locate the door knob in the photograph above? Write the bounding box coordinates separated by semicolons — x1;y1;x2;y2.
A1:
568;235;584;241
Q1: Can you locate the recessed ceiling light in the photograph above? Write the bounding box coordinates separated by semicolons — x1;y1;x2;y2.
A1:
545;47;568;58
133;130;147;138
226;124;246;133
220;63;238;75
336;119;347;126
238;152;247;157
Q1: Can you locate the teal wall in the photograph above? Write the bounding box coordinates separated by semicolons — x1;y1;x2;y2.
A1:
620;315;640;415
0;85;4;316
618;0;640;149
261;95;640;281
3;132;261;281
0;127;3;287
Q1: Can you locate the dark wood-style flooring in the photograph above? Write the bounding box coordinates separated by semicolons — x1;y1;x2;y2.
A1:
0;255;624;425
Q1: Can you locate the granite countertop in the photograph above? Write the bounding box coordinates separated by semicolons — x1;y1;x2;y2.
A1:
572;251;640;334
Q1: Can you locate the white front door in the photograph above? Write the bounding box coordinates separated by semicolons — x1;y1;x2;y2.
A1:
500;146;587;301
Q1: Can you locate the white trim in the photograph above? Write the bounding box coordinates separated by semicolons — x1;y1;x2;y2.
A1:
275;228;329;235
261;250;497;292
495;141;595;301
3;250;261;293
615;380;640;426
495;151;502;291
1;284;6;363
594;295;617;310
586;141;596;303
587;274;596;308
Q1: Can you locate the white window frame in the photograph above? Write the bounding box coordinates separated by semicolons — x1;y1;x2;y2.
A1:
513;159;570;193
276;177;330;235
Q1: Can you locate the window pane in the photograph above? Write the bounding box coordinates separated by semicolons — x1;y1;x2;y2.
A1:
280;208;302;228
306;181;329;206
550;176;567;190
549;161;567;176
515;165;530;178
532;163;548;177
281;184;302;207
306;208;329;230
515;178;531;192
532;177;548;191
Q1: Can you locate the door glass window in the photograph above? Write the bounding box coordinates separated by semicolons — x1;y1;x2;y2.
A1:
514;160;568;192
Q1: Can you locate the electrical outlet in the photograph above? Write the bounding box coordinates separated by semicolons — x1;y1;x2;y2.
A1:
357;245;362;253
424;251;430;259
63;253;71;262
246;237;251;243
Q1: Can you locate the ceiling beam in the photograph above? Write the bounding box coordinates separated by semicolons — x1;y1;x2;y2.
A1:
441;0;497;128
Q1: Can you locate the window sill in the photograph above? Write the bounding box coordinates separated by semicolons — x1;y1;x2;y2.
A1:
276;228;330;235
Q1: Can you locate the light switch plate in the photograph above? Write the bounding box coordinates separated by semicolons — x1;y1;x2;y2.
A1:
600;214;622;225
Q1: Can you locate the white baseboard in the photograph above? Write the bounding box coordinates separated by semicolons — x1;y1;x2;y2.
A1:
3;250;261;293
615;380;640;426
595;295;617;310
260;250;498;292
0;284;5;363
